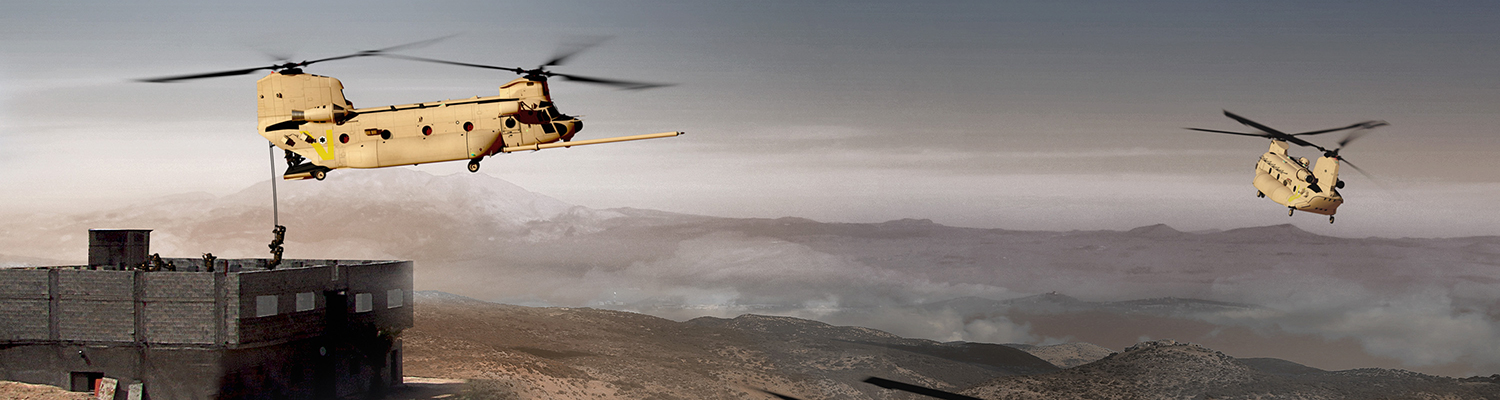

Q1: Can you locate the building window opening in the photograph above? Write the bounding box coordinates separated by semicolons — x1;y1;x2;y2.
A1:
388;289;404;308
256;295;278;317
296;292;316;312
355;293;373;313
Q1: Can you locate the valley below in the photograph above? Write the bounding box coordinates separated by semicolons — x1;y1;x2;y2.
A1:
4;169;1500;395
401;291;1500;400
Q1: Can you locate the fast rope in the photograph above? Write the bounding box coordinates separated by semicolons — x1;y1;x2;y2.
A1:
267;144;285;269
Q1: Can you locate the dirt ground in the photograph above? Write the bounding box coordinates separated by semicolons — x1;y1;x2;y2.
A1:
0;381;93;400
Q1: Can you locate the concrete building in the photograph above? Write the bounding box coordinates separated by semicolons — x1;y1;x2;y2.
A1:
0;230;413;399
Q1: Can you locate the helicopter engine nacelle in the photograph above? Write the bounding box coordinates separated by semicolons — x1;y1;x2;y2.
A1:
291;105;346;122
1295;169;1317;184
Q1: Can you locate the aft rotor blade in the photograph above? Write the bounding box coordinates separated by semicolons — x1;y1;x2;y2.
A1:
552;72;673;90
1291;120;1387;137
137;66;276;83
1186;127;1273;138
1222;110;1292;136
1336;156;1405;200
380;54;526;74
1339;157;1378;182
1337;123;1386;148
863;377;984;400
543;35;611;67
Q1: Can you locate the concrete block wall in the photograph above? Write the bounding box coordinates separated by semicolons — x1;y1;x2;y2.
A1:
57;269;135;342
346;261;415;331
143;273;219;344
145;303;217;344
0;299;49;340
234;265;337;345
1;260;412;347
0;269;50;341
0;269;225;345
0;269;49;297
143;272;215;299
231;261;414;345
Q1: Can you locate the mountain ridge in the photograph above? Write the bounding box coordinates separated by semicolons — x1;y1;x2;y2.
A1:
962;340;1500;400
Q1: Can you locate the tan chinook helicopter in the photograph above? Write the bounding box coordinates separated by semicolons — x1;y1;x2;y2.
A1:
1188;111;1388;224
141;41;682;180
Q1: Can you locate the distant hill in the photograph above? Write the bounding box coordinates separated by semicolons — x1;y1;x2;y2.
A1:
923;293;1258;317
962;340;1500;400
1005;343;1115;369
403;294;1500;400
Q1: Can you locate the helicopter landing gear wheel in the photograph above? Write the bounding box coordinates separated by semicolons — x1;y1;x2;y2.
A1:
1257;191;1265;198
1288;208;1295;217
312;169;327;181
467;159;481;173
1329;216;1335;224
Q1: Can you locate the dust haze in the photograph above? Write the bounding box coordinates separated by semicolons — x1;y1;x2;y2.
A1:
5;169;1494;376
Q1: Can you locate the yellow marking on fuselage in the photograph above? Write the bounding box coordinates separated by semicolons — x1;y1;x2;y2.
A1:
1287;188;1302;203
303;130;336;160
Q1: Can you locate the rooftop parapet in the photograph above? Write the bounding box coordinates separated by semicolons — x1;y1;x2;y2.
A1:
0;259;413;347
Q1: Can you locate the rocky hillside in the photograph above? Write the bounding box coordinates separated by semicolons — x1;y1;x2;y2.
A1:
402;291;1057;400
962;340;1500;400
1005;343;1115;369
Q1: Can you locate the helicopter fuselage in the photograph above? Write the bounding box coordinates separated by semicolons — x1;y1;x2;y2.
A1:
255;71;662;179
1252;139;1343;216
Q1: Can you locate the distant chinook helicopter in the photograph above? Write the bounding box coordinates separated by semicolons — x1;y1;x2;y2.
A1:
141;39;683;180
1188;111;1388;224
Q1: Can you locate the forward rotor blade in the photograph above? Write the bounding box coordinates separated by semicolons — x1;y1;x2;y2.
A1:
543;36;611;67
1186;128;1273;138
1222;110;1291;136
303;34;456;65
1193;120;1327;152
552;72;672;90
137;66;275;83
137;35;456;83
379;54;526;74
862;377;984;400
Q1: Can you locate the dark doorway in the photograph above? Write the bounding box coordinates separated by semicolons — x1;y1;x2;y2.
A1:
324;290;348;333
70;371;103;392
316;290;348;398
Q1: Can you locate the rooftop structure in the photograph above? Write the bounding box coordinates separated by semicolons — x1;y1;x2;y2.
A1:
0;231;413;399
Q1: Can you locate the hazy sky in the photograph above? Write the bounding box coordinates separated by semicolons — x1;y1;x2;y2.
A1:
3;0;1498;237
